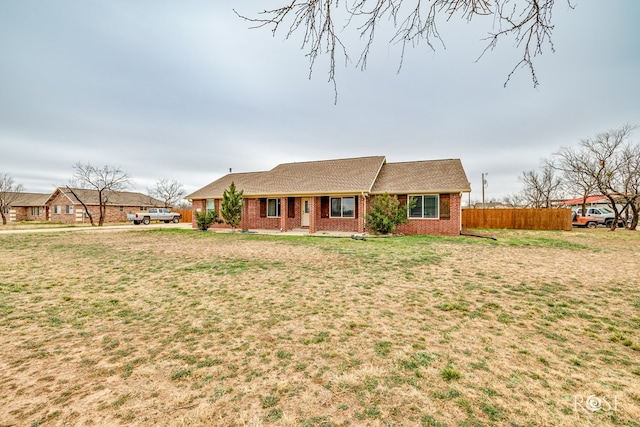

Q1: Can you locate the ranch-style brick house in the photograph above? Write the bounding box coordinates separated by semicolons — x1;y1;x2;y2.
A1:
187;156;471;236
1;192;50;222
45;187;165;224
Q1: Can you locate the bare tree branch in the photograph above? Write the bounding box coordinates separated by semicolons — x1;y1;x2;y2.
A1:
235;0;570;99
518;161;562;208
148;178;186;208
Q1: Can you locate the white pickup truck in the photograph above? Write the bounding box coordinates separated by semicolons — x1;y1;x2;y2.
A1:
574;207;617;227
127;208;182;225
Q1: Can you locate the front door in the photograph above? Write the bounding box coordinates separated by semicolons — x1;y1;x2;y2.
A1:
301;198;310;227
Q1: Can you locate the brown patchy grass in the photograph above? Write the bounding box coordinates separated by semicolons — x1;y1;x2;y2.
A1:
0;228;639;426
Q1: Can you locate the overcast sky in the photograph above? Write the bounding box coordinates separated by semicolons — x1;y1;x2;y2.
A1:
1;1;639;202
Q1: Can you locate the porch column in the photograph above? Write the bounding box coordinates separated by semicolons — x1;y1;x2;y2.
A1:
357;195;366;233
309;197;317;234
280;197;288;232
239;199;248;230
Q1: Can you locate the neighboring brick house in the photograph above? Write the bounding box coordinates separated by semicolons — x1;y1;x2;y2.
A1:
1;192;50;222
187;156;471;236
46;187;164;224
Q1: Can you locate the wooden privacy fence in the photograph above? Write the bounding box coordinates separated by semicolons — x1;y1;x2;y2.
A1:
175;209;193;224
462;208;572;231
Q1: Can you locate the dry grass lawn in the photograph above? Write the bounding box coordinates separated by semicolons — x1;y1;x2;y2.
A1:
0;227;639;426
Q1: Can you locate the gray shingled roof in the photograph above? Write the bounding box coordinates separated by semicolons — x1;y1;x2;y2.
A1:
185;171;268;200
187;156;470;199
4;192;50;207
370;159;471;194
186;156;386;198
53;188;164;207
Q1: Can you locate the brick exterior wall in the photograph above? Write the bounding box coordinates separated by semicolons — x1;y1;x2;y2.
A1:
191;193;462;236
392;193;462;236
311;195;365;233
243;198;280;230
8;207;48;222
48;192;150;224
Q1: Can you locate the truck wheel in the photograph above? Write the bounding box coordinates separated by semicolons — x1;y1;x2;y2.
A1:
143;217;150;225
133;220;140;225
586;221;597;229
605;219;613;227
173;217;180;223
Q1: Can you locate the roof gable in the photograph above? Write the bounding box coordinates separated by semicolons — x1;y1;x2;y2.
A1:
53;188;164;207
370;159;471;194
256;156;386;195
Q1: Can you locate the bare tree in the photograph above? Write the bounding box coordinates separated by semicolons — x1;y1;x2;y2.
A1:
551;146;599;216
519;162;563;208
70;162;130;226
0;174;25;225
576;125;637;231
148;178;186;208
614;139;640;230
236;0;568;99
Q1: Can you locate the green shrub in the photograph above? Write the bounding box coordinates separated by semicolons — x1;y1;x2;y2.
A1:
194;209;217;231
365;193;412;235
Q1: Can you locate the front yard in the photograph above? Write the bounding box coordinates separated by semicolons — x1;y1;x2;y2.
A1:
0;228;638;426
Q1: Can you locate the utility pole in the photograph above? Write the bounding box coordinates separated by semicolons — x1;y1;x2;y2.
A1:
482;173;488;208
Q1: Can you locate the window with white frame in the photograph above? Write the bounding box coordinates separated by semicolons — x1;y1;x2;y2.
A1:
267;198;280;217
30;207;41;216
409;195;439;219
206;199;215;214
66;205;74;214
330;197;355;218
54;205;62;214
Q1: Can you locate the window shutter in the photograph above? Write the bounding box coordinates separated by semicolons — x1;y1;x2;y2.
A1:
354;195;358;218
259;198;267;218
439;194;451;219
397;195;407;207
320;196;329;218
288;197;295;218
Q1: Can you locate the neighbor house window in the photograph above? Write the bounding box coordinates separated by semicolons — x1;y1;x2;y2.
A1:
65;205;74;214
267;198;280;217
330;197;355;218
409;195;439;219
31;207;41;216
140;206;148;211
54;205;62;214
119;206;124;212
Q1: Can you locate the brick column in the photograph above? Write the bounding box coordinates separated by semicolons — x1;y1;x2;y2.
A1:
309;197;317;234
357;195;366;233
280;197;288;232
239;199;248;231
